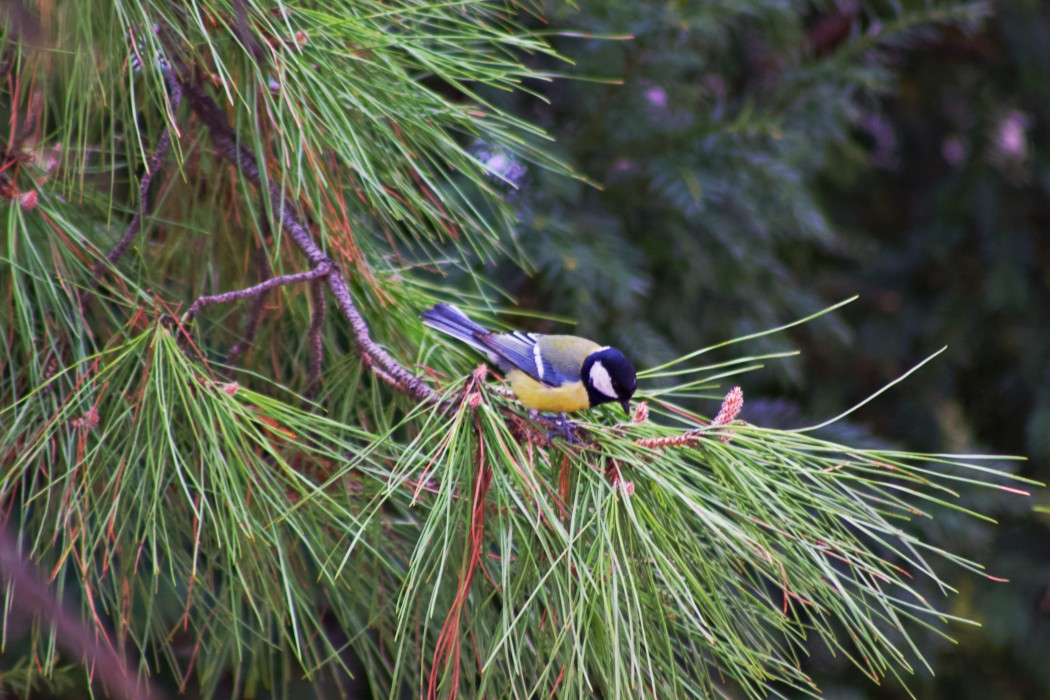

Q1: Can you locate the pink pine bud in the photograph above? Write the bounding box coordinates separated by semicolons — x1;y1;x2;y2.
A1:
72;407;100;431
712;386;743;427
712;386;743;442
19;190;38;210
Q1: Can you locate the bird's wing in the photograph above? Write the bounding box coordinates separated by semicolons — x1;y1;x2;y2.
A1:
477;332;574;387
535;335;602;382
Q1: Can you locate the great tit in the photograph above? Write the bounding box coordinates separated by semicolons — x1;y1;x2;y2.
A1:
421;303;637;415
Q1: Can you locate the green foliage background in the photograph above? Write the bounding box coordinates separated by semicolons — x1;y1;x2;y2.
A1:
493;1;1050;697
0;0;1047;698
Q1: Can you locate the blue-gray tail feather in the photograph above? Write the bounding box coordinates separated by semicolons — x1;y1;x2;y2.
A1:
420;304;492;354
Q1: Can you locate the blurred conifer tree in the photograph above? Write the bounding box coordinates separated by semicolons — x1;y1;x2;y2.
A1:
488;1;1050;697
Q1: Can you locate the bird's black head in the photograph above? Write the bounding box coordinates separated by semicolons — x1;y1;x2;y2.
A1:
580;347;637;416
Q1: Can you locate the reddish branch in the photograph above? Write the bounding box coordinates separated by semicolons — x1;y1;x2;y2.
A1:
428;432;493;700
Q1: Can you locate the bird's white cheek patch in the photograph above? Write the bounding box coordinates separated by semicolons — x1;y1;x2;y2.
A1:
589;362;617;398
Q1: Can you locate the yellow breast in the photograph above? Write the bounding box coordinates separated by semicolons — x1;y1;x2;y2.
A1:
507;369;590;413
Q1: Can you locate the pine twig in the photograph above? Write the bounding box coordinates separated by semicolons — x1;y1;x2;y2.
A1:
182;260;333;322
231;0;267;64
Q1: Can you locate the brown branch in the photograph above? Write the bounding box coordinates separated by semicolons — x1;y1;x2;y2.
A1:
183;260;332;321
175;67;437;403
231;0;269;64
0;527;166;700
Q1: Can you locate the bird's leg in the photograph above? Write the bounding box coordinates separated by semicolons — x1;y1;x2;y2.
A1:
546;412;582;444
524;410;582;443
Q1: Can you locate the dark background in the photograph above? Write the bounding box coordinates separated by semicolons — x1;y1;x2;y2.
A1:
484;1;1050;697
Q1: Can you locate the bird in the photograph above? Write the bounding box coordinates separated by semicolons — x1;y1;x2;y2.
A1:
421;303;637;416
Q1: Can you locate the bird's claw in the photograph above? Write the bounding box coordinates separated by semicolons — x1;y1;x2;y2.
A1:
545;413;582;444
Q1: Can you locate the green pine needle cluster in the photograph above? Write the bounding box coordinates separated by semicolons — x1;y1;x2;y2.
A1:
0;301;1028;698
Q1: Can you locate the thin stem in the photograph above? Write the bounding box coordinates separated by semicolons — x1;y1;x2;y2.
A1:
634;387;743;447
225;240;274;368
96;72;183;272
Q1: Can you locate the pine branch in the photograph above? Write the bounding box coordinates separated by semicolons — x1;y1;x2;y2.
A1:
175;66;436;403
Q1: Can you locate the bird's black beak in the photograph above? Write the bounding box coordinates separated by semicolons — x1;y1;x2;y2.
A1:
620;399;631;416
